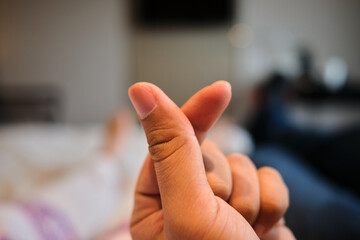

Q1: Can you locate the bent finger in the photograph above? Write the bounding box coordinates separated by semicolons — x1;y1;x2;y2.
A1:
227;154;260;225
253;167;289;237
201;141;232;201
181;80;231;143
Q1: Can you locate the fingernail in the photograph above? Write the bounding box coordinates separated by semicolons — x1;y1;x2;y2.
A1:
254;224;266;237
128;83;157;119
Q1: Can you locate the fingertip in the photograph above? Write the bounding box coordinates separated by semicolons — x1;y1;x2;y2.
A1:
211;80;232;101
128;82;157;120
212;80;231;90
128;82;161;96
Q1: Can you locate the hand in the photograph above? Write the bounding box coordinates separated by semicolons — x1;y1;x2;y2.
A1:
201;140;295;240
128;81;295;239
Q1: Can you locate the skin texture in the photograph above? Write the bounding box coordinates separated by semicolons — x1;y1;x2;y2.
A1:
128;81;295;240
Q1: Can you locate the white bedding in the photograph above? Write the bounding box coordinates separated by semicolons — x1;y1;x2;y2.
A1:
0;119;253;239
0;123;147;239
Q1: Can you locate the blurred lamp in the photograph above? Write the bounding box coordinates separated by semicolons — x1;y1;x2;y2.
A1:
323;57;348;92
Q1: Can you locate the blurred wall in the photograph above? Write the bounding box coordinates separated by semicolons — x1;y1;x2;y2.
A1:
132;28;233;106
0;0;130;123
1;0;359;122
132;0;360;108
235;0;360;84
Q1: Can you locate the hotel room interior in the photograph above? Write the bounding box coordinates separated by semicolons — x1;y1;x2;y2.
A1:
0;0;360;239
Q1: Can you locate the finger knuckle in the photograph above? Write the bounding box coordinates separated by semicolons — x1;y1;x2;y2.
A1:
233;199;259;223
209;181;231;201
261;194;289;216
147;126;193;163
258;167;290;214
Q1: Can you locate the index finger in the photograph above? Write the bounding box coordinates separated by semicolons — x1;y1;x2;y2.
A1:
182;80;232;143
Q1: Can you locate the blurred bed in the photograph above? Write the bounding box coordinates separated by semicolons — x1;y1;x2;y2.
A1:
0;120;147;239
0;116;253;239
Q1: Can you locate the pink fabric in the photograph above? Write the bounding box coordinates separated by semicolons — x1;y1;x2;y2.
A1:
21;202;79;240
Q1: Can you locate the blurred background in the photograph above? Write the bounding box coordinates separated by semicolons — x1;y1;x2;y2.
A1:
0;0;360;239
1;0;359;123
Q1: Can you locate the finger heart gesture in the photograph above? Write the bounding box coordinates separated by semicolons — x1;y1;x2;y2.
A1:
129;81;295;240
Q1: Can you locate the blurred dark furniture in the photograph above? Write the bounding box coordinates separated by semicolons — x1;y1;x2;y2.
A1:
0;84;62;123
247;72;360;239
247;72;360;196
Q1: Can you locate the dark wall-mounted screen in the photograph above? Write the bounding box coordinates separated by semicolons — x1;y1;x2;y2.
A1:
134;0;235;27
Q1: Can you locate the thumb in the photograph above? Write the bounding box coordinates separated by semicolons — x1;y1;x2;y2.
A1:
128;82;214;212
